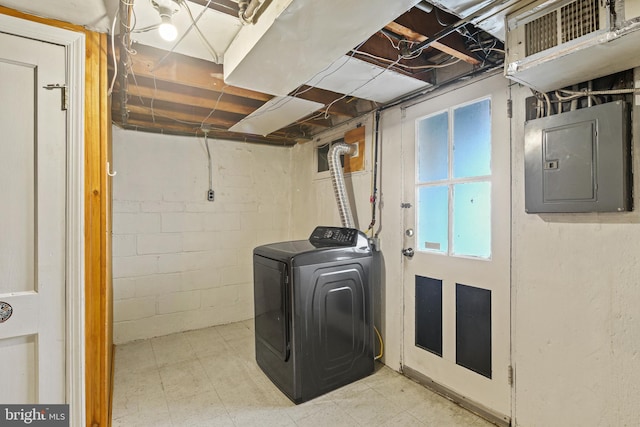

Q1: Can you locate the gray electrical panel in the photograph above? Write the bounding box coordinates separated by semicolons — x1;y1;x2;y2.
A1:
524;101;630;213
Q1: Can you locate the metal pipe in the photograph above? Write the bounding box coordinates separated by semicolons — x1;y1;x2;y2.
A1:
329;143;357;228
239;0;265;25
414;1;434;14
369;111;380;234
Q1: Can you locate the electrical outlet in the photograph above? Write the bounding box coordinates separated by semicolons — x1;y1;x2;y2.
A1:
207;189;215;202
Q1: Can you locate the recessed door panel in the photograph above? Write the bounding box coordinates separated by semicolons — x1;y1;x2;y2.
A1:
0;32;67;403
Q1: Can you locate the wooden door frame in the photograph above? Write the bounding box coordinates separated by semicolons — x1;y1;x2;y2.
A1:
0;7;112;427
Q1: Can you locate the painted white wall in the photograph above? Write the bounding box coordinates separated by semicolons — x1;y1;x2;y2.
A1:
510;74;640;426
110;68;640;425
374;71;640;426
111;126;291;343
376;107;405;372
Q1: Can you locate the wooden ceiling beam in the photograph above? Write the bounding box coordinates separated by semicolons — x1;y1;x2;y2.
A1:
296;116;333;128
354;32;436;83
123;103;237;129
121;101;303;141
389;8;481;65
120;119;295;145
125;79;260;116
293;87;359;118
188;0;239;18
385;22;479;66
125;43;272;102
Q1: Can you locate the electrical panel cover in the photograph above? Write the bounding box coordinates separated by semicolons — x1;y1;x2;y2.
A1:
524;101;630;213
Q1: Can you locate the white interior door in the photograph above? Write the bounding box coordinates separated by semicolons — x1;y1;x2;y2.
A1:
401;74;511;420
0;32;67;403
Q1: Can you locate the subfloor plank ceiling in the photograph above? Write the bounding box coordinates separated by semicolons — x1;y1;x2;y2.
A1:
0;0;507;145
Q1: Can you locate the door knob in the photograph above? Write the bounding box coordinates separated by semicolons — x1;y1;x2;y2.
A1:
402;248;414;258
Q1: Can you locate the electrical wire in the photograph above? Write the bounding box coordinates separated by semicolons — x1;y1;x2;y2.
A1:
200;85;228;128
108;11;119;96
152;0;213;71
381;30;403;50
132;23;160;33
558;87;640;96
471;47;505;54
323;48;424;118
374;325;384;360
352;49;462;70
434;8;451;27
229;40;368;124
203;130;214;190
183;0;220;63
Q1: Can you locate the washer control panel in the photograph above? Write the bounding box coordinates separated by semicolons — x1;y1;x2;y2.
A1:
309;226;360;247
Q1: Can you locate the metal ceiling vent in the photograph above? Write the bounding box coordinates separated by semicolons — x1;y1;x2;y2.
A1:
524;0;601;56
505;0;640;92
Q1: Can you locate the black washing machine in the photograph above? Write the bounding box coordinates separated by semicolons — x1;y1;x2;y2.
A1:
253;226;374;403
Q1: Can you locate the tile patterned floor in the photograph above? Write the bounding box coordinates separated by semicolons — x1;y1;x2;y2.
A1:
112;320;494;427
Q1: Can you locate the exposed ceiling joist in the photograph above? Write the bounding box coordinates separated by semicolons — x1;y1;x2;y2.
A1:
187;0;240;18
108;1;504;145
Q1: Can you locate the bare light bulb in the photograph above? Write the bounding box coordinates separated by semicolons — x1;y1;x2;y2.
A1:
158;15;177;41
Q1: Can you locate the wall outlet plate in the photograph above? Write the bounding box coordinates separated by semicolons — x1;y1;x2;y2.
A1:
207;189;215;202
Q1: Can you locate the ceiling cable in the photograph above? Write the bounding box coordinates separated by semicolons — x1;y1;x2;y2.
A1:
183;0;220;63
152;0;213;71
202;127;215;201
408;0;522;56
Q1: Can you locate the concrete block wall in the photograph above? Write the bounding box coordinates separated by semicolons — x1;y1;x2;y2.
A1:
112;127;291;343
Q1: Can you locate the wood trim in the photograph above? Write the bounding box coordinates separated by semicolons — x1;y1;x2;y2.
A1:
85;31;112;427
344;126;366;173
384;22;480;66
0;7;112;427
0;5;85;32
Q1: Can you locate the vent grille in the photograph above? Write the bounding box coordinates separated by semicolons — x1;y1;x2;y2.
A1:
524;0;602;56
525;10;558;56
561;0;600;43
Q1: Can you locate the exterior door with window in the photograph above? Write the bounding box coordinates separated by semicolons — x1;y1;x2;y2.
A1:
401;74;511;420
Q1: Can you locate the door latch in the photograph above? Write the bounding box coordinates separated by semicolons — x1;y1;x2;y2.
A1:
43;83;67;110
402;248;414;258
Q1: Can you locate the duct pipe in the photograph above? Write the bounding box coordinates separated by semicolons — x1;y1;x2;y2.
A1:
329;143;358;229
415;1;434;13
239;0;265;25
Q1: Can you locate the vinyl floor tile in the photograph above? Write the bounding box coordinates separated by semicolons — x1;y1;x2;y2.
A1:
113;320;496;427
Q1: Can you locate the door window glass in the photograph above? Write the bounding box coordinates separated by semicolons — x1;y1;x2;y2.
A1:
416;98;492;258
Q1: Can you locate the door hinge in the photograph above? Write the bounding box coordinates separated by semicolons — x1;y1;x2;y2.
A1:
43;83;68;110
508;365;514;386
507;99;513;119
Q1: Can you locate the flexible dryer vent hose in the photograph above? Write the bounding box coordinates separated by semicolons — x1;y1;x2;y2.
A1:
328;142;357;229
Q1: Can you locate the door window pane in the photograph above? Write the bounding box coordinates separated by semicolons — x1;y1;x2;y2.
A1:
417;186;448;253
453;182;491;258
453;99;491;178
417;112;449;182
